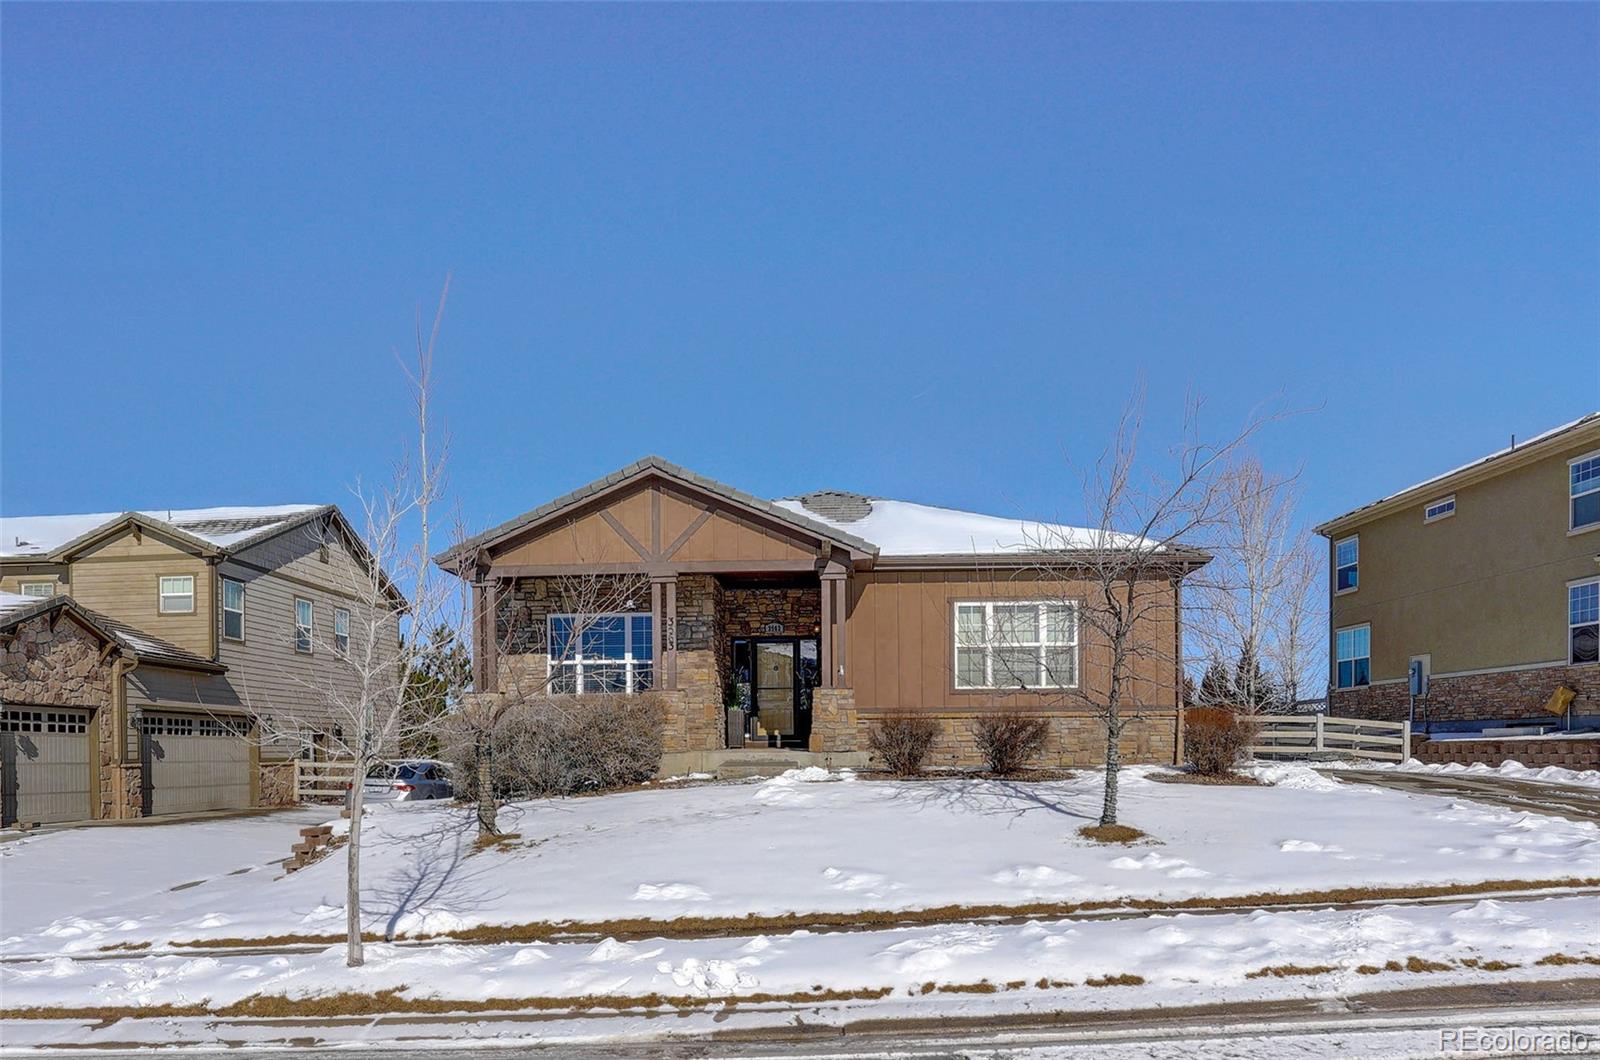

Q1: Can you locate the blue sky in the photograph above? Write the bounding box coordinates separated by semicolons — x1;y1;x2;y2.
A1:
3;4;1596;541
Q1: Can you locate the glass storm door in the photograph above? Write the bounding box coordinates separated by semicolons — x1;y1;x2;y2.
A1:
755;641;796;742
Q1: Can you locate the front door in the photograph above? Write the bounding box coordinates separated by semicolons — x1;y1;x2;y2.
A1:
736;638;819;749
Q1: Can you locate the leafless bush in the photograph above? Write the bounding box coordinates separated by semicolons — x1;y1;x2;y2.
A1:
972;711;1051;775
446;693;664;798
1183;705;1260;775
867;714;940;777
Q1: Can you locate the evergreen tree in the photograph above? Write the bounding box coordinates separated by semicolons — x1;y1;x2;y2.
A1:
400;625;471;759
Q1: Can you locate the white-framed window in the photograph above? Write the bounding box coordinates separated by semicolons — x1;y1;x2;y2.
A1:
547;613;653;694
221;577;245;641
1570;451;1600;532
1335;624;1371;689
18;581;55;598
954;600;1078;690
1334;536;1359;593
1570;579;1599;665
294;597;314;653
158;575;195;614
334;608;350;655
1423;495;1456;523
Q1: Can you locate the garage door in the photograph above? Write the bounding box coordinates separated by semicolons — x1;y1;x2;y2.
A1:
143;713;251;815
0;707;92;826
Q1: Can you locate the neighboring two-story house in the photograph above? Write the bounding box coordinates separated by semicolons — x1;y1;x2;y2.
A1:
436;457;1205;775
1314;413;1600;733
0;505;403;825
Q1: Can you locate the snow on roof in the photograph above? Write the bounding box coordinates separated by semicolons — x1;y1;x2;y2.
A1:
1317;411;1600;531
773;494;1116;556
0;591;39;620
0;505;324;559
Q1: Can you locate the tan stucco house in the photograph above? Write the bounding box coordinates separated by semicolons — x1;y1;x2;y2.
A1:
1314;412;1600;733
0;504;402;826
437;457;1205;774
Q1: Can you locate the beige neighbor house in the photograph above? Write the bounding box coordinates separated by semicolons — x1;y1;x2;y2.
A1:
0;505;403;826
436;457;1207;775
1314;412;1600;735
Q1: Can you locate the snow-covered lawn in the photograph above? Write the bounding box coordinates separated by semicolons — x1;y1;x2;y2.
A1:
0;807;330;940
6;894;1597;1015
4;766;1596;957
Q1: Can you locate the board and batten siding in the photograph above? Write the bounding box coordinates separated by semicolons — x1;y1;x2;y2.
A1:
67;533;215;658
845;569;1181;714
215;523;399;758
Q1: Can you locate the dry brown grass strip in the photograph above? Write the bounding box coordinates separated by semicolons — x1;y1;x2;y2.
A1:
1077;824;1148;844
1244;963;1338;979
934;981;998;994
95;941;152;953
1085;973;1145;987
1534;953;1600;967
1;984;897;1022
166;876;1600;951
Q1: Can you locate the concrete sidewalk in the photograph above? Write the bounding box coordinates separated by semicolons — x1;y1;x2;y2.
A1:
1327;768;1600;824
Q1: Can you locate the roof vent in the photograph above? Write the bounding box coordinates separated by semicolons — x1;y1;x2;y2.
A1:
793;491;874;523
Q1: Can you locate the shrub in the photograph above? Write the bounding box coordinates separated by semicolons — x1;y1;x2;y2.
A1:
446;693;665;799
1183;705;1260;776
972;711;1051;775
867;714;939;776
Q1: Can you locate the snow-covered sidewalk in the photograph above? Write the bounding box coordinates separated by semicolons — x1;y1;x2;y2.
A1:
1344;757;1600;791
3;765;1596;957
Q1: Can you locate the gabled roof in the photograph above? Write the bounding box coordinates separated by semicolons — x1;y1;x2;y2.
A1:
0;505;328;561
1315;412;1600;536
436;456;880;570
0;592;225;673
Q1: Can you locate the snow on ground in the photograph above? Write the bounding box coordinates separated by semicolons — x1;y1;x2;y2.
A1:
1345;758;1600;790
4;894;1597;1014
0;807;330;940
2;766;1596;957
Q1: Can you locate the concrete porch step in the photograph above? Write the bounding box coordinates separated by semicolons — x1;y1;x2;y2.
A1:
715;757;808;780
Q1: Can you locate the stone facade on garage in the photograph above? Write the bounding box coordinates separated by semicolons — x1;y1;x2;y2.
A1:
0;605;142;821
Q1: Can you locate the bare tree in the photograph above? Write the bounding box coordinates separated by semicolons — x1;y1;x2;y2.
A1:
451;559;649;837
246;281;459;967
1026;393;1273;828
1190;456;1301;712
1264;537;1323;710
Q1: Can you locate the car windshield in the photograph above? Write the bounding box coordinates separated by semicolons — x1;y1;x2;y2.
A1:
366;764;397;781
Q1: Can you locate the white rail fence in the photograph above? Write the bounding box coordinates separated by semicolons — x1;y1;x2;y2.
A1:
293;759;358;803
1251;715;1411;764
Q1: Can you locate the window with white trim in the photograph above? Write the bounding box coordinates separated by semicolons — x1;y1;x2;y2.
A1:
547;613;653;693
158;575;195;614
954;601;1078;690
334;608;350;655
1570;579;1599;665
1335;625;1370;689
1423;495;1456;523
1571;451;1600;532
294;597;314;653
18;581;54;598
1334;537;1358;593
222;577;245;641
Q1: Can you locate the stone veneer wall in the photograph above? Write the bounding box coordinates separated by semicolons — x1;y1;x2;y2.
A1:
257;761;298;807
1330;664;1595;725
855;708;1180;770
1;610;143;820
1412;735;1599;771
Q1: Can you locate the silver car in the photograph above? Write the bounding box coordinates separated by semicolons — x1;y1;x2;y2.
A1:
358;760;453;803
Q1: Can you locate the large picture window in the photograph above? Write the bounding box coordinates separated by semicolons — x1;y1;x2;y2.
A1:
954;601;1078;690
1335;625;1371;689
548;613;653;694
1570;580;1599;665
1571;451;1600;532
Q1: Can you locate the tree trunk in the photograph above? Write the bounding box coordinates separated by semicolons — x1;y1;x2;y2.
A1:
1099;719;1121;827
345;764;365;968
475;733;498;836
